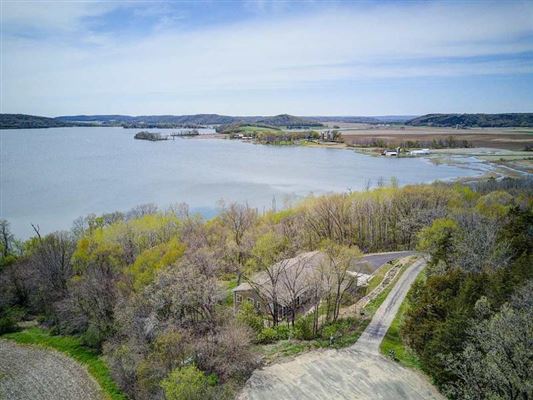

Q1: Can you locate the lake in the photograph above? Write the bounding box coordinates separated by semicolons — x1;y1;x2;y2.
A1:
1;127;487;238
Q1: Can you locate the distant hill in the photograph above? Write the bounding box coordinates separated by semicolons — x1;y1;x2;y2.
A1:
308;116;416;124
406;113;533;128
57;113;322;128
0;114;88;129
253;114;322;128
56;115;136;123
3;113;323;129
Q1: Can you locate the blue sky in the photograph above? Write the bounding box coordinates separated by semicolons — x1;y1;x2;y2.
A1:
1;0;532;116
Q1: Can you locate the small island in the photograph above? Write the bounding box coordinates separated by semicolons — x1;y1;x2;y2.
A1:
134;131;168;141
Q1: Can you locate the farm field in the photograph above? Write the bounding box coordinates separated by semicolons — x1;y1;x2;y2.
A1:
0;339;104;400
326;123;533;151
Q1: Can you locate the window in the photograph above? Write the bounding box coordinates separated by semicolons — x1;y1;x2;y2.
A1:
235;293;242;305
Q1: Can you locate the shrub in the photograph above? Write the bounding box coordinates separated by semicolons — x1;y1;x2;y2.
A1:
274;324;293;340
294;316;314;340
0;307;24;334
161;365;215;400
321;324;340;340
257;327;278;344
81;324;107;349
0;314;18;334
236;301;263;333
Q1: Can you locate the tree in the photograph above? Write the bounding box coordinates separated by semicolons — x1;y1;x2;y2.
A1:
452;212;511;273
417;218;458;267
198;320;257;381
27;230;76;310
0;219;14;259
245;232;291;326
161;365;214;400
279;255;310;326
236;301;263;333
320;240;362;322
0;220;17;269
219;202;257;283
445;282;533;400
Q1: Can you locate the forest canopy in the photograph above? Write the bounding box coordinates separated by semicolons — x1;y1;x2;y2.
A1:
0;177;531;399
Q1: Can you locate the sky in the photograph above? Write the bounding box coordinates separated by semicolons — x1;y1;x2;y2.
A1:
1;0;532;116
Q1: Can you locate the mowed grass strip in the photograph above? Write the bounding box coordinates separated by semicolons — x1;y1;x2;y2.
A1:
3;327;126;400
365;261;396;295
379;268;426;370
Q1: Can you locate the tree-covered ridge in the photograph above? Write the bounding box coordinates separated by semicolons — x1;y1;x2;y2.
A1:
0;114;92;129
406;113;533;127
58;113;323;128
0;178;531;399
2;113;324;129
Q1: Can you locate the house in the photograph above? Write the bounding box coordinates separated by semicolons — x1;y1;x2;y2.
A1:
382;146;401;156
409;148;430;155
233;251;370;322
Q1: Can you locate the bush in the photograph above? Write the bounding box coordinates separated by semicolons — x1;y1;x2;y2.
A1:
321;324;340;340
257;327;278;344
294;316;314;340
0;307;24;334
161;365;215;400
274;324;293;340
319;318;360;345
81;324;107;349
236;301;263;333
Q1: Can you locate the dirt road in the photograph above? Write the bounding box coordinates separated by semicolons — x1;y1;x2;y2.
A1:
353;257;427;354
0;340;104;400
238;257;443;400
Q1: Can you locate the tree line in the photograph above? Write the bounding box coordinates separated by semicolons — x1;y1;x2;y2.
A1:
0;177;531;399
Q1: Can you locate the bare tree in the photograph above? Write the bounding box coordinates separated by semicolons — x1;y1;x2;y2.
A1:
245;232;292;326
279;256;310;327
321;240;362;322
0;219;14;258
30;230;76;302
219;202;258;283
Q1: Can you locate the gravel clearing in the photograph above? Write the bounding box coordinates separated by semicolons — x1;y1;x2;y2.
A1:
0;340;104;400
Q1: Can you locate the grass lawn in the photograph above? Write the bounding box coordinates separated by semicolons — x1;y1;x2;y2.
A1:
363;259;412;315
239;125;281;134
2;327;126;400
379;268;426;370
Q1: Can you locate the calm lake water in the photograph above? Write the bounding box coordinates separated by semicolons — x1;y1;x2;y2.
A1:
1;127;487;238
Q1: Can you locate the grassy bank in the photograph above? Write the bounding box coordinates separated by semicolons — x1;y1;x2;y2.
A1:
3;327;126;400
365;261;396;295
379;268;426;370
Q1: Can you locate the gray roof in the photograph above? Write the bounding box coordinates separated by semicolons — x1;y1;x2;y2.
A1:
234;251;370;306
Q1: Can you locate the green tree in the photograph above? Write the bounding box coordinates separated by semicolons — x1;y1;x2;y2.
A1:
417;218;458;267
161;365;214;400
236;300;263;334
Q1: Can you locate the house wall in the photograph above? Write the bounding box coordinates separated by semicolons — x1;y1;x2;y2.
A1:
233;289;315;322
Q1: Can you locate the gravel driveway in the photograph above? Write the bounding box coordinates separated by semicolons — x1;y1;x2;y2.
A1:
0;340;104;400
238;257;443;400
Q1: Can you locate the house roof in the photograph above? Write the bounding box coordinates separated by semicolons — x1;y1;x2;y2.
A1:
233;251;324;293
234;251;370;306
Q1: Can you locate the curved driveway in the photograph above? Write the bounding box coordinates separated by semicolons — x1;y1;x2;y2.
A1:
238;257;443;400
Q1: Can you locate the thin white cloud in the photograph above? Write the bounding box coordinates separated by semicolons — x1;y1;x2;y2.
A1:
1;0;121;32
1;1;532;114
